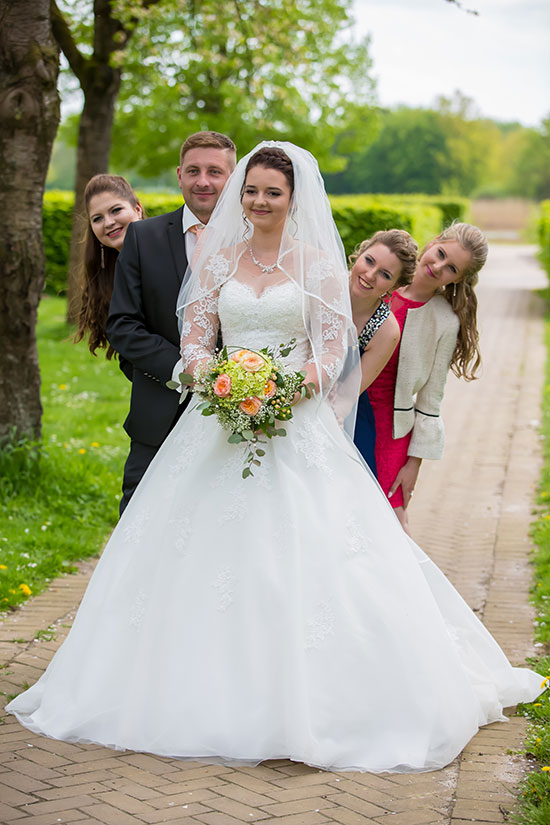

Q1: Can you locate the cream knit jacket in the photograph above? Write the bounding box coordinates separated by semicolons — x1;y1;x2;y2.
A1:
393;294;459;460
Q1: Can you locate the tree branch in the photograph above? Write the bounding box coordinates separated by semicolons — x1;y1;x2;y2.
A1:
444;0;479;16
93;0;164;66
50;0;87;82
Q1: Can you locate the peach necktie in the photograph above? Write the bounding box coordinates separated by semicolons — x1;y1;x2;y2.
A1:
188;223;205;237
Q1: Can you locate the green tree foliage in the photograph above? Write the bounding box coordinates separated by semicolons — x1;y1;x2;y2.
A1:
326;107;449;195
325;93;546;200
509;118;550;201
56;0;376;176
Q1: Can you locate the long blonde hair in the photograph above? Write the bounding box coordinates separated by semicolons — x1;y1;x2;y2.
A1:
425;222;488;381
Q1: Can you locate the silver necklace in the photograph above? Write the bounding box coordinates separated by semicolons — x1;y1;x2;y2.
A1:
249;246;279;274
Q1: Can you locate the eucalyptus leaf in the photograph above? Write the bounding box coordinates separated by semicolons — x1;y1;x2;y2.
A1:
178;373;194;385
242;429;255;440
242;467;253;479
256;449;266;456
166;380;180;390
228;433;244;444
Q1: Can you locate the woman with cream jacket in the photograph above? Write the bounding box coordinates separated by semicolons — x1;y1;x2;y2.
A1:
366;222;488;533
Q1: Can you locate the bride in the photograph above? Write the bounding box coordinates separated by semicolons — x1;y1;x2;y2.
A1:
6;142;542;773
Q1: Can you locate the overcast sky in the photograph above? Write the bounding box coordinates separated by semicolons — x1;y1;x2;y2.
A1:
352;0;549;126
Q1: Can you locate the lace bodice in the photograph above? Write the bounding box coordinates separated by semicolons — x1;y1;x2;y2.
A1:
217;279;312;369
180;250;352;390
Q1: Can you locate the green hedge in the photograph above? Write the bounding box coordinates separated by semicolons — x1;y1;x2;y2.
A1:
385;194;470;229
43;191;77;296
329;195;442;255
539;200;550;282
43;191;464;294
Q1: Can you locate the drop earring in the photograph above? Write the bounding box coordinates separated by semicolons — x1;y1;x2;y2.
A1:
242;211;251;244
100;244;105;268
453;283;457;298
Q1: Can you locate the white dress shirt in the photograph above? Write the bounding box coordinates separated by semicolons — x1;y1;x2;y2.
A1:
171;206;206;385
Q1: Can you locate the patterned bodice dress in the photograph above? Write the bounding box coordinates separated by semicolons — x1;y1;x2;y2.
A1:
353;300;392;476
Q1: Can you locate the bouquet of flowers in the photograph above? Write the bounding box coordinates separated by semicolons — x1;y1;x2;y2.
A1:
168;340;313;478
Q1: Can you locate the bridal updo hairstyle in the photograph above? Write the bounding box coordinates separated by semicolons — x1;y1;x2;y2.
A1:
422;222;488;381
350;230;418;291
74;174;143;359
241;147;295;196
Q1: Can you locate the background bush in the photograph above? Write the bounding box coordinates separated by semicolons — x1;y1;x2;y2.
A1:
539;200;550;282
43;191;469;294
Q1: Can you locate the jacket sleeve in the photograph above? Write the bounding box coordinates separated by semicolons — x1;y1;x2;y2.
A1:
106;222;180;384
407;320;459;460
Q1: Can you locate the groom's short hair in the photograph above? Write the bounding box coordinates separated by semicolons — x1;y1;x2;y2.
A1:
180;132;236;168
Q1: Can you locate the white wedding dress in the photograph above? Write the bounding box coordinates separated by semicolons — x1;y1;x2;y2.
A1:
6;276;542;773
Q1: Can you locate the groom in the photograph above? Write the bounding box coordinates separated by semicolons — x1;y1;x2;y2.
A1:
107;131;236;514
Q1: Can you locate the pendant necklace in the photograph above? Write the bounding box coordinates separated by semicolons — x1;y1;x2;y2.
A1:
249;245;279;274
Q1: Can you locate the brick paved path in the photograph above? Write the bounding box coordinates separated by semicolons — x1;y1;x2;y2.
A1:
0;244;546;825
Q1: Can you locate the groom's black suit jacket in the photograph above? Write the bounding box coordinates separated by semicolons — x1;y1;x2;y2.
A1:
106;206;190;448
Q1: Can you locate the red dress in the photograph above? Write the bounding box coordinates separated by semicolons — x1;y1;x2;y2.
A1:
367;292;426;508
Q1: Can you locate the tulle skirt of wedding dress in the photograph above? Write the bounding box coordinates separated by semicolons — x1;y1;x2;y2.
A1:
6;400;543;773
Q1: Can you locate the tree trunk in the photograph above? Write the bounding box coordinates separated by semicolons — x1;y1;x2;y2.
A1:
65;68;120;323
0;0;60;442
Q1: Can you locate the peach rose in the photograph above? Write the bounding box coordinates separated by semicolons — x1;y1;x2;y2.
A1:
213;374;232;397
263;379;277;399
241;352;265;372
230;349;249;363
239;396;263;416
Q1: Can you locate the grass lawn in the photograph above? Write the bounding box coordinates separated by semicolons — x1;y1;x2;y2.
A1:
0;296;129;610
513;310;550;824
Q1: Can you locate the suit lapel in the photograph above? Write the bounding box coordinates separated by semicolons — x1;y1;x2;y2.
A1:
167;206;188;285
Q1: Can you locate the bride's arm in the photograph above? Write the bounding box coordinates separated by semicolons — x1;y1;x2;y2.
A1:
304;284;354;397
180;288;220;377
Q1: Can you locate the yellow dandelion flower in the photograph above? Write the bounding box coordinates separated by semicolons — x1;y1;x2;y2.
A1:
78;448;86;455
0;564;7;570
542;677;550;689
542;766;550;771
19;584;32;596
58;384;67;390
533;703;543;707
537;737;542;743
90;442;99;447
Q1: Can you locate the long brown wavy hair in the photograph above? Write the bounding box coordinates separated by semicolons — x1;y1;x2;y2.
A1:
73;175;142;359
422;222;488;381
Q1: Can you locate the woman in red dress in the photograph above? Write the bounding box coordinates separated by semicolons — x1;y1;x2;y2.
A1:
367;222;488;534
